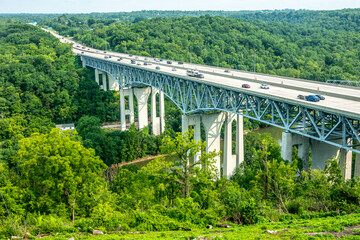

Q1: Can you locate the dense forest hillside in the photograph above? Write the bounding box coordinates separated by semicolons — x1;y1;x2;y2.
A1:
46;14;360;82
0;12;360;238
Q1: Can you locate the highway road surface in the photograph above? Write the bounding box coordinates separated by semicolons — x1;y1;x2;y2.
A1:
45;28;360;119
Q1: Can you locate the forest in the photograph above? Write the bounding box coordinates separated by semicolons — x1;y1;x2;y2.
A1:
0;9;360;238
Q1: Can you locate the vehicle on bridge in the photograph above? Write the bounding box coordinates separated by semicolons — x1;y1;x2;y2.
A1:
186;69;199;77
178;61;184;64
224;69;230;73
305;95;320;102
316;94;325;100
297;94;306;100
156;66;161;70
167;60;172;64
172;68;177;71
131;60;136;64
117;58;123;61
104;56;109;59
197;73;204;78
260;84;269;89
242;84;250;88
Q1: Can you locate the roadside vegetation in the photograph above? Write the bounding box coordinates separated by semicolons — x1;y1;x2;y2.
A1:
1;10;360;238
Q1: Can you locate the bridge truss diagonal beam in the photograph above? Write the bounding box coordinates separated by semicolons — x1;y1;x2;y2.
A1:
82;56;360;154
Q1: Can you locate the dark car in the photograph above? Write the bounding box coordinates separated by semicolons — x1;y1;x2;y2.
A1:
242;84;250;88
224;69;230;73
156;66;161;70
104;56;109;59
108;56;111;58
81;51;84;54
167;60;172;64
197;73;204;78
316;94;325;100
129;54;133;57
178;61;184;64
131;59;136;64
305;95;320;102
297;95;306;100
117;58;123;61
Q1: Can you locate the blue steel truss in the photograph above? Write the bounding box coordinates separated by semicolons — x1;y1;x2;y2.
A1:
83;56;360;154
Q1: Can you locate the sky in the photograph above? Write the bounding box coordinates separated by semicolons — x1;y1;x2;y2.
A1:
0;0;359;13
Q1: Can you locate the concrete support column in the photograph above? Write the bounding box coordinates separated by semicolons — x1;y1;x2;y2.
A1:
107;74;119;91
120;87;134;131
160;91;165;134
102;73;107;91
281;131;293;162
133;87;151;130
223;112;244;179
202;112;226;176
340;146;352;180
298;137;310;171
311;139;341;170
81;56;86;68
182;114;201;165
95;69;99;85
151;88;165;135
355;151;360;178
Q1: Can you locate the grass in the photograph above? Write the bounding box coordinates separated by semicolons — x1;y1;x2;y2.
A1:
36;213;360;239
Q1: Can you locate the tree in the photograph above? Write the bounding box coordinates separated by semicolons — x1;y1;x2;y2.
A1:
15;128;107;224
141;130;219;199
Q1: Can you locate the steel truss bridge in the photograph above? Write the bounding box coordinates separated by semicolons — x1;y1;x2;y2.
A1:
83;56;360;154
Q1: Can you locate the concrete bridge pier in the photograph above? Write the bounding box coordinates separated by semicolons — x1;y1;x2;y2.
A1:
151;88;165;135
95;69;99;85
182;114;202;165
223;112;244;179
355;151;360;177
107;74;119;91
202;112;226;176
133;87;151;130
340;141;352;179
120;87;135;131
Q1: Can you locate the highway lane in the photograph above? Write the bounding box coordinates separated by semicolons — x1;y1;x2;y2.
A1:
77;48;360;118
46;30;360;118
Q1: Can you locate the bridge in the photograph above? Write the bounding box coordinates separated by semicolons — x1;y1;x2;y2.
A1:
47;29;360;179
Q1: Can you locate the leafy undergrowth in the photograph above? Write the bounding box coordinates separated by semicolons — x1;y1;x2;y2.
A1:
39;213;360;240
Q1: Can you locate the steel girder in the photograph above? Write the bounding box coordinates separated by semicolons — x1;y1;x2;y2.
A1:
83;56;360;154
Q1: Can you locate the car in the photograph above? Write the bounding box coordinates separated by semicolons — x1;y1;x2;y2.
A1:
167;60;172;64
156;66;160;70
297;95;306;100
242;84;250;88
104;51;106;53
117;58;123;61
144;57;148;60
178;61;184;64
129;54;133;57
224;69;230;73
108;56;111;58
144;62;152;65
172;67;177;71
87;48;90;50
159;59;163;62
81;51;84;54
131;60;136;64
196;73;204;78
316;94;325;100
104;56;109;59
305;95;320;102
260;84;269;89
137;62;141;65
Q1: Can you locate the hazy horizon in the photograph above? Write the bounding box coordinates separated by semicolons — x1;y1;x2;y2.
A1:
0;0;359;14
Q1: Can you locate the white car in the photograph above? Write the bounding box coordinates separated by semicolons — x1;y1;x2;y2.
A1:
172;68;177;71
260;84;269;89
